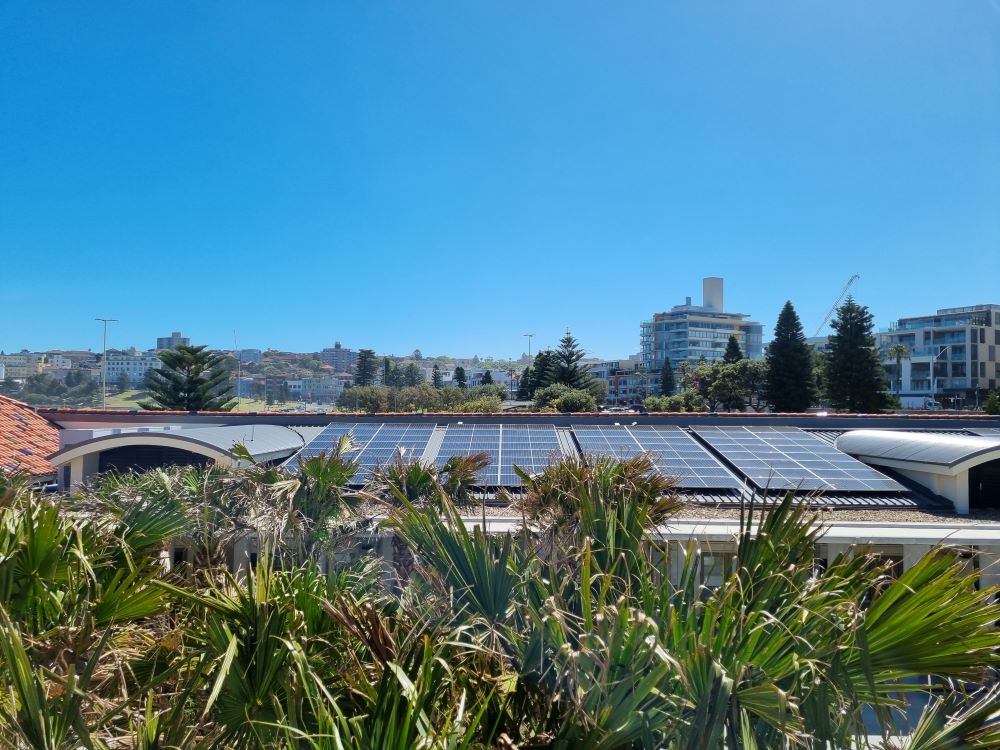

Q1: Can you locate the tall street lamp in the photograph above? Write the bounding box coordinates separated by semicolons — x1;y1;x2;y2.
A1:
95;317;118;409
930;344;952;408
523;333;534;359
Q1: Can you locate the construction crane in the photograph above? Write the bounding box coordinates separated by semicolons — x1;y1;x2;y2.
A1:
814;273;860;337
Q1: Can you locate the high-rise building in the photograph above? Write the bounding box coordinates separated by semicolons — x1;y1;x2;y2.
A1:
156;331;190;350
319;341;358;372
640;277;763;377
878;304;1000;409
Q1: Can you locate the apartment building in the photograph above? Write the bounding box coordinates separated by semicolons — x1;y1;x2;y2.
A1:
0;351;46;379
585;358;649;405
104;348;162;386
640;278;764;376
156;331;190;350
879;304;1000;409
319;341;358;372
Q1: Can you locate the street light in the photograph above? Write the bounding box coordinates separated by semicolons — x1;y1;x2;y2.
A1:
930;344;952;408
95;318;118;409
523;333;534;359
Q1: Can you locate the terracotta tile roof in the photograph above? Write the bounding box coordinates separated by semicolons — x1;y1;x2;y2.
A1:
0;396;59;478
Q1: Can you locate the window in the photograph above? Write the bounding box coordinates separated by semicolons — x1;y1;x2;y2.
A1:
701;552;735;588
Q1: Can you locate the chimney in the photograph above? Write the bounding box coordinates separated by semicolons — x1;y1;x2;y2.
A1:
703;277;723;312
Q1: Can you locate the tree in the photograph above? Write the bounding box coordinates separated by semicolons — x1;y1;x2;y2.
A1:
115;371;131;394
825;297;889;412
402;362;423;387
887;343;911;398
554;331;594;390
453;366;467;389
736;359;769;412
722;335;743;364
516;366;533;400
480;369;493;385
984;391;1000;415
354;349;378;387
765;301;816;412
431;364;443;389
708;363;747;412
382;358;392;386
530;351;558;392
659;362;675;396
551;389;597;413
139;344;236;411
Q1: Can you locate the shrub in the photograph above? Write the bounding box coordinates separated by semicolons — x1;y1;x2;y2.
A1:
552;389;597;413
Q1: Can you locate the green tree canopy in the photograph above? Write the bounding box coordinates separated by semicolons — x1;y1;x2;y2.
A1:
480;369;493;385
431;364;443;389
139;344;236;411
722;335;743;364
354;349;378;387
659;362;676;396
765;301;816;412
555;331;594;390
516;366;533;400
824;297;888;412
453;366;467;389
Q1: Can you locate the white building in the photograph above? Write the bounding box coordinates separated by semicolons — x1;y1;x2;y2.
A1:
0;351;45;379
156;331;190;350
104;348;161;386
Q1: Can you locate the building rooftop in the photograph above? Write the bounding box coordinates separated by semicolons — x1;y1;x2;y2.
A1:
0;395;59;480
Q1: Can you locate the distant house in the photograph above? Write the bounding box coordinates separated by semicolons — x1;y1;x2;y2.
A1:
0;395;59;484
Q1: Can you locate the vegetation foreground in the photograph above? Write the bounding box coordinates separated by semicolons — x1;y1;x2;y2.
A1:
1;446;999;749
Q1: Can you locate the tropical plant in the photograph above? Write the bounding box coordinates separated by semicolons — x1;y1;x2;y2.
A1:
887;342;911;398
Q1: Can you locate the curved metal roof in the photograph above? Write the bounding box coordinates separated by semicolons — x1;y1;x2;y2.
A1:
835;429;1000;469
50;424;306;465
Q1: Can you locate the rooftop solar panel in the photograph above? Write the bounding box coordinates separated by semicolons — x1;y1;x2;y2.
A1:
691;426;905;493
295;423;435;482
433;424;564;486
572;425;743;489
434;425;501;484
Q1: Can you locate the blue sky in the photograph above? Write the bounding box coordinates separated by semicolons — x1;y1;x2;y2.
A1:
1;2;998;359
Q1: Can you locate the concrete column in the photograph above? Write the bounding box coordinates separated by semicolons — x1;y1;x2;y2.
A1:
978;546;1000;593
903;545;932;572
232;536;254;580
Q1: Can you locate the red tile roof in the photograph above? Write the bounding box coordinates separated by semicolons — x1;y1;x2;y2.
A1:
0;396;59;478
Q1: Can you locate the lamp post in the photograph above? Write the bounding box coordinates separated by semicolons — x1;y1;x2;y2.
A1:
930;344;952;407
95;318;117;409
523;333;534;359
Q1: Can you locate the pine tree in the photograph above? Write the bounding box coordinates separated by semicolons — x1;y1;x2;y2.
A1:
431;364;443;389
723;335;743;364
659;361;676;396
765;301;815;412
354;349;378;386
516;366;533;400
382;358;392;386
454;366;467;389
554;332;593;389
531;351;558;390
139;345;236;411
481;369;493;385
824;297;888;412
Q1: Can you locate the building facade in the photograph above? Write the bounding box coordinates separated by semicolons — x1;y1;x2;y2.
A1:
319;342;358;372
0;351;46;380
156;331;190;350
585;359;650;405
878;304;1000;409
640;278;764;377
104;348;162;386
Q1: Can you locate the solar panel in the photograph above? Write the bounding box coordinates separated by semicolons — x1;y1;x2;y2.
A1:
433;424;564;486
571;424;743;489
500;424;563;486
434;424;501;484
691;426;905;493
295;423;435;482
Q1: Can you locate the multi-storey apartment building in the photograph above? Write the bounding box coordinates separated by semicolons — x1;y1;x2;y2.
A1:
640;277;763;375
0;351;46;379
319;341;358;372
104;348;162;386
879;304;1000;409
156;331;190;350
585;358;650;405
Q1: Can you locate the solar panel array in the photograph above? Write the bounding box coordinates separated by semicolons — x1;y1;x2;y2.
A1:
295;423;435;482
691;426;905;492
572;424;742;489
433;424;563;486
434;425;500;484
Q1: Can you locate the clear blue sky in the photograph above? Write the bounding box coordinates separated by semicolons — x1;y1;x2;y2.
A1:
1;2;998;359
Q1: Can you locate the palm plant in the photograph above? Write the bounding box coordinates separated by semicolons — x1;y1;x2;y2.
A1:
888;342;911;397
